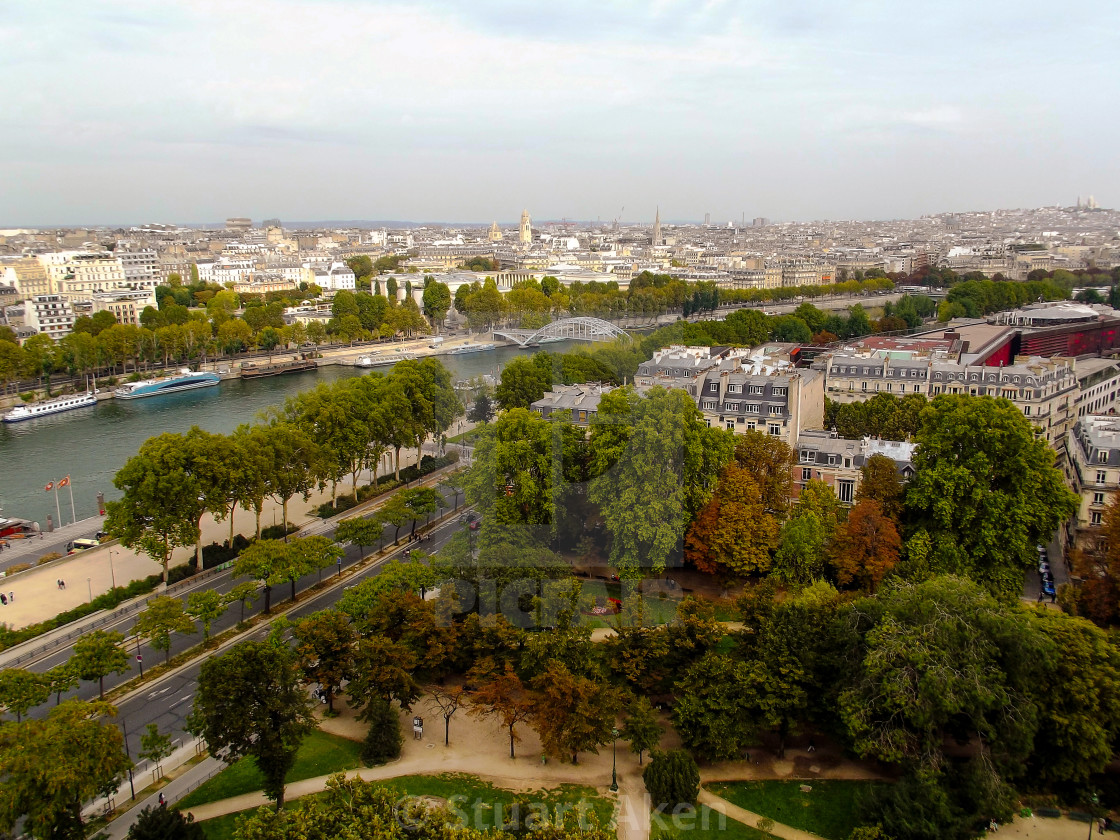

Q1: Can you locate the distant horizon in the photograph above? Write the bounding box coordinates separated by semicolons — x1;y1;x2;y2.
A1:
2;203;1114;233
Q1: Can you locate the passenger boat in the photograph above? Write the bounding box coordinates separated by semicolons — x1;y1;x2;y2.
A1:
2;391;97;423
239;357;317;379
113;370;220;400
355;352;415;368
446;342;496;355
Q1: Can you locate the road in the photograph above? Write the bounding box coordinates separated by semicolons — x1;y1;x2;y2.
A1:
21;488;466;761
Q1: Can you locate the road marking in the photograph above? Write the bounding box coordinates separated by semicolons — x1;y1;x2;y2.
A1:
169;694;192;708
147;686;172;700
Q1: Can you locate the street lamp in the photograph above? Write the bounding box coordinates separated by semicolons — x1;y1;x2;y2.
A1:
86;577;92;603
1088;792;1099;840
108;550;117;591
610;728;619;792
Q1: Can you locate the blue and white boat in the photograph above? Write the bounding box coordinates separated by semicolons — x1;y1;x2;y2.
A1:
446;342;496;355
113;369;220;400
2;391;97;423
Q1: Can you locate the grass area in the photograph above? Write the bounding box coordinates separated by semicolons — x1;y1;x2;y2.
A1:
707;779;884;840
198;772;613;840
578;583;683;628
179;730;364;810
652;805;771;840
447;427;484;444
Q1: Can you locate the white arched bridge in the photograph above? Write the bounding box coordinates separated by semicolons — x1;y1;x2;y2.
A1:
493;317;629;347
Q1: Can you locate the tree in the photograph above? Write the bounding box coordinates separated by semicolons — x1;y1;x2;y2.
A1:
685;462;780;577
468;661;534;758
44;664;78;706
375;491;413;545
905;395;1079;598
421;280;452;331
69;630;130;700
347;636;420;717
0;699;131;840
225;581;258;624
105;432;206;583
186;589;228;643
495;356;552;410
403;486;441;538
126;804;205;840
857;454;905;521
335;516;382;560
620;696;663;764
589;387;733;578
830;499;902;592
191;640;314;809
134;596;196;665
529;662;620;763
360;699;403;766
293;610;356;713
732;430;795;515
467;391;496;423
286;534;344;592
672;652;757;762
138;723;173;774
0;669;49;722
429;685;466;746
234;539;289;614
259;422;317;534
642;749;700;811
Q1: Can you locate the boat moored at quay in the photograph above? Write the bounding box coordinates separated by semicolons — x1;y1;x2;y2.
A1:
2;392;97;423
239;356;318;378
113;370;221;400
446;342;496;355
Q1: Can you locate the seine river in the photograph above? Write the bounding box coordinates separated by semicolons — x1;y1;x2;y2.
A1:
0;343;565;526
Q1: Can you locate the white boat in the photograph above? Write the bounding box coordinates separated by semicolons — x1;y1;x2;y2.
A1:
446;342;497;355
2;391;97;423
355;352;415;368
113;370;220;400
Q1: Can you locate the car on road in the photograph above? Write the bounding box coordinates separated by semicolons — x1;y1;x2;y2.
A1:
458;511;482;530
1041;576;1056;598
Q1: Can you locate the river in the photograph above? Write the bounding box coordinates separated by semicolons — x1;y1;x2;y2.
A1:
0;343;565;526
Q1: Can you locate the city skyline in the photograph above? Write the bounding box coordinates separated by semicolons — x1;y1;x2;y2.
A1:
2;0;1118;225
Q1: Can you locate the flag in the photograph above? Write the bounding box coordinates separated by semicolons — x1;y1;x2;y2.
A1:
44;482;53;492
58;476;70;488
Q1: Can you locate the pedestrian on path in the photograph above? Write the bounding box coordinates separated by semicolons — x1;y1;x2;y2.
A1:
8;592;13;603
0;594;6;606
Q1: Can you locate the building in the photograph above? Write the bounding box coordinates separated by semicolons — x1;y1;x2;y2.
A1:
1;258;51;298
531;384;613;427
635;345;724;390
1075;358;1120;417
233;275;297;295
322;262;356;292
90;289;157;327
1066;415;1120;547
55;253;130;301
488;222;503;242
116;249;160;287
792;429;916;504
652;208;662;247
519;210;532;245
226;217;253;231
694;365;824;445
25;294;75;340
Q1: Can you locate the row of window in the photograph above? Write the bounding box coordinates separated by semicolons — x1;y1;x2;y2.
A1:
797;470;856;503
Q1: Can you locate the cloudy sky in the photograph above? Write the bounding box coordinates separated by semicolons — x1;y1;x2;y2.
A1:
1;0;1116;226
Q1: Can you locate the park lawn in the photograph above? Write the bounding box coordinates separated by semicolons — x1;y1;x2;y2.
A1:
707;779;885;840
199;773;614;839
580;584;681;628
651;805;771;840
179;729;364;810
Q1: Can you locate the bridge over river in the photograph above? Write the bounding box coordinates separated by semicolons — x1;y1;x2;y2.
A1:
493;316;629;347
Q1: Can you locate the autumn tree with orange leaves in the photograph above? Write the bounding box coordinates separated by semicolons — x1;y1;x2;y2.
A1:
684;462;780;577
829;498;901;592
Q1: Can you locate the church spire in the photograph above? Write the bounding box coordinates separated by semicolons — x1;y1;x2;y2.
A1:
652;206;662;245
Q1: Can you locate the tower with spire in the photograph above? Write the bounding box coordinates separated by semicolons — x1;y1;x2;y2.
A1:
652;207;662;246
488;221;502;242
519;210;532;244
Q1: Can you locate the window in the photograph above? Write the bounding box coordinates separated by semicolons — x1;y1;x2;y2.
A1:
746;422;756;431
769;406;783;415
1094;492;1106;505
914;385;922;392
800;450;815;463
1100;451;1109;464
772;387;787;397
727;384;742;394
1092;511;1104;525
886;383;893;391
745;404;760;413
768;424;780;436
861;382;868;391
1023;405;1030;416
724;402;739;411
802;468;813;481
726;420;735;430
749;385;764;395
1097;470;1108;484
702;400;716;410
837;479;855;503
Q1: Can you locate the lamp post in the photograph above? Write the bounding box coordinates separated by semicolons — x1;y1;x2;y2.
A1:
108;550;117;591
1088;792;1099;840
86;577;92;603
610;728;619;792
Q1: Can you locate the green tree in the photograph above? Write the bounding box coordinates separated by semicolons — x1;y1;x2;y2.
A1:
105;432;207;583
620;695;663;764
495;355;552;410
225;581;259;624
191;640;314;809
642;749;700;811
234;539;289;614
134;596;197;664
0;699;131;840
529;662;621;763
287;534;345;592
421;280;452;332
138;723;173;773
360;699;403;766
335;516;383;560
69;630;130;700
672;652;757;761
293;610;356;713
44;664;78;706
186;589;228;642
375;491;413;545
857;453;905;521
589;386;733;578
905;395;1079;597
346;636;420;715
126;804;205;840
258;422;318;532
403;486;441;538
0;669;49;722
732;430;795;515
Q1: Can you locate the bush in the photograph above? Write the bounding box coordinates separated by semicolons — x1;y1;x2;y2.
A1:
201;535;250;570
317;494;358;518
361;699;403;765
37;552;63;565
167;563;195;585
643;749;700;811
4;563;31;576
126;803;205;839
260;522;298;541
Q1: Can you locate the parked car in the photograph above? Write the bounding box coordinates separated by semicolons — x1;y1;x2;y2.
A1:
458;511;482;530
1041;577;1056;598
1039;560;1051;576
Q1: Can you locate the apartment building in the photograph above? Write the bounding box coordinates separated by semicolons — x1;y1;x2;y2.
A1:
0;258;51;298
25;295;75;339
1075;359;1120;417
694;366;824;445
792;429;916;504
90;289;157;327
116;249;160;287
1066;416;1120;547
233;275;298;296
53;253;134;301
531;384;613;427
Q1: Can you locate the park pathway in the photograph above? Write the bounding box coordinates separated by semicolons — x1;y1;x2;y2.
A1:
697;788;824;840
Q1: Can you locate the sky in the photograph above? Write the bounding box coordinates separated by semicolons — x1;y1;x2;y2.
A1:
1;0;1117;226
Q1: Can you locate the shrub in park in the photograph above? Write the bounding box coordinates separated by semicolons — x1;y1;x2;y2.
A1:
643;748;700;811
361;699;403;765
37;553;63;565
4;563;31;576
126;804;205;840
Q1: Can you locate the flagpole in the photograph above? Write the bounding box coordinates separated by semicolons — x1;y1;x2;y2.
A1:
53;485;61;528
67;481;76;525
